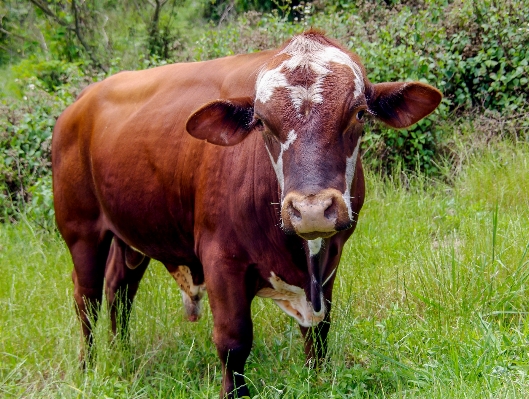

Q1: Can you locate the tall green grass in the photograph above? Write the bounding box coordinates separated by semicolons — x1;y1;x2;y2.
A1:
1;144;529;398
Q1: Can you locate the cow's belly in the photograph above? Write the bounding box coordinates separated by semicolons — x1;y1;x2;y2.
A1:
99;194;197;265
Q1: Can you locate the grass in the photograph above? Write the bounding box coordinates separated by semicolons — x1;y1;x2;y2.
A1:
1;144;529;398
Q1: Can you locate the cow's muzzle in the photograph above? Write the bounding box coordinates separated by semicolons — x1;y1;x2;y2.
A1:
281;189;351;239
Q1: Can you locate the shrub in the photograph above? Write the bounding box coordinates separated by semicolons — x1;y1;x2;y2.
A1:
317;0;529;174
0;72;86;225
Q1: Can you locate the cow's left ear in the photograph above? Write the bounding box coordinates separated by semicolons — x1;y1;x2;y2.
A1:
367;82;442;129
186;97;258;146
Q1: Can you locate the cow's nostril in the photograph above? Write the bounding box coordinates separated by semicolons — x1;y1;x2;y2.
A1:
289;201;302;220
323;198;337;220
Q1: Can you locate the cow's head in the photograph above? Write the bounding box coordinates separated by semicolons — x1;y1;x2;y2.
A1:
187;32;442;242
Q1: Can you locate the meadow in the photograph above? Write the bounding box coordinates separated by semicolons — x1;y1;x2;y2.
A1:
2;143;529;398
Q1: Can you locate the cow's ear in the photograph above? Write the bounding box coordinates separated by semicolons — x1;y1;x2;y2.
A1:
186;97;258;146
367;82;442;129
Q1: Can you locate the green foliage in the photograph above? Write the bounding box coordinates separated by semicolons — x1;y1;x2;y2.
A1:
363;116;445;175
203;0;300;21
0;73;85;225
441;0;529;111
10;58;87;92
0;0;208;74
0;1;39;66
193;9;303;60
329;0;528;174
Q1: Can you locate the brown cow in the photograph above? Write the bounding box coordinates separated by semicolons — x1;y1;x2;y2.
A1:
52;30;441;398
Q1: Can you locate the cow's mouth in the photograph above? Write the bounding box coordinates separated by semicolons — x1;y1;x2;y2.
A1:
298;231;336;240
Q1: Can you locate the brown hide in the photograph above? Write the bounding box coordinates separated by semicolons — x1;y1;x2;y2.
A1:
53;31;441;398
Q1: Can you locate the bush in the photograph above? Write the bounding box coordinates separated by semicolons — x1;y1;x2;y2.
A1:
0;72;86;225
193;10;303;60
318;0;529;174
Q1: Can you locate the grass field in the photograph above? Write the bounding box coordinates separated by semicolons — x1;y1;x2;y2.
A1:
1;144;529;398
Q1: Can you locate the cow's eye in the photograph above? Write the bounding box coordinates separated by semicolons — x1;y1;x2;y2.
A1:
356;109;366;123
252;115;265;132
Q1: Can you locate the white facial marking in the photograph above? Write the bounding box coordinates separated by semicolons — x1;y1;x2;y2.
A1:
256;35;364;113
319;46;364;98
170;265;206;321
256;272;325;327
265;129;297;198
308;238;322;256
343;138;362;220
255;67;289;103
288;83;324;112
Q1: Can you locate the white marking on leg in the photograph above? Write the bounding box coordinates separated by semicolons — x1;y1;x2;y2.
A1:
256;272;325;327
307;238;322;256
342;138;361;220
264;129;297;199
169;265;206;321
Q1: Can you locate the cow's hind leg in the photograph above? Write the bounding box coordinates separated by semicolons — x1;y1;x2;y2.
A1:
69;231;113;365
105;237;150;340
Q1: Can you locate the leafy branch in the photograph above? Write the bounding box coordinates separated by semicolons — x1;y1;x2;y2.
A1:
28;0;108;72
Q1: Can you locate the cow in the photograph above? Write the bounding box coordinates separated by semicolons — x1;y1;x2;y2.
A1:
52;30;442;398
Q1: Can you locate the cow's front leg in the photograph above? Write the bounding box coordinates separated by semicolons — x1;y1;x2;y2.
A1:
205;259;254;398
300;241;336;366
299;308;331;366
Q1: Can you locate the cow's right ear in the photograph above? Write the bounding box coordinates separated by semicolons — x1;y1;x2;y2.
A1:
186;97;258;146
